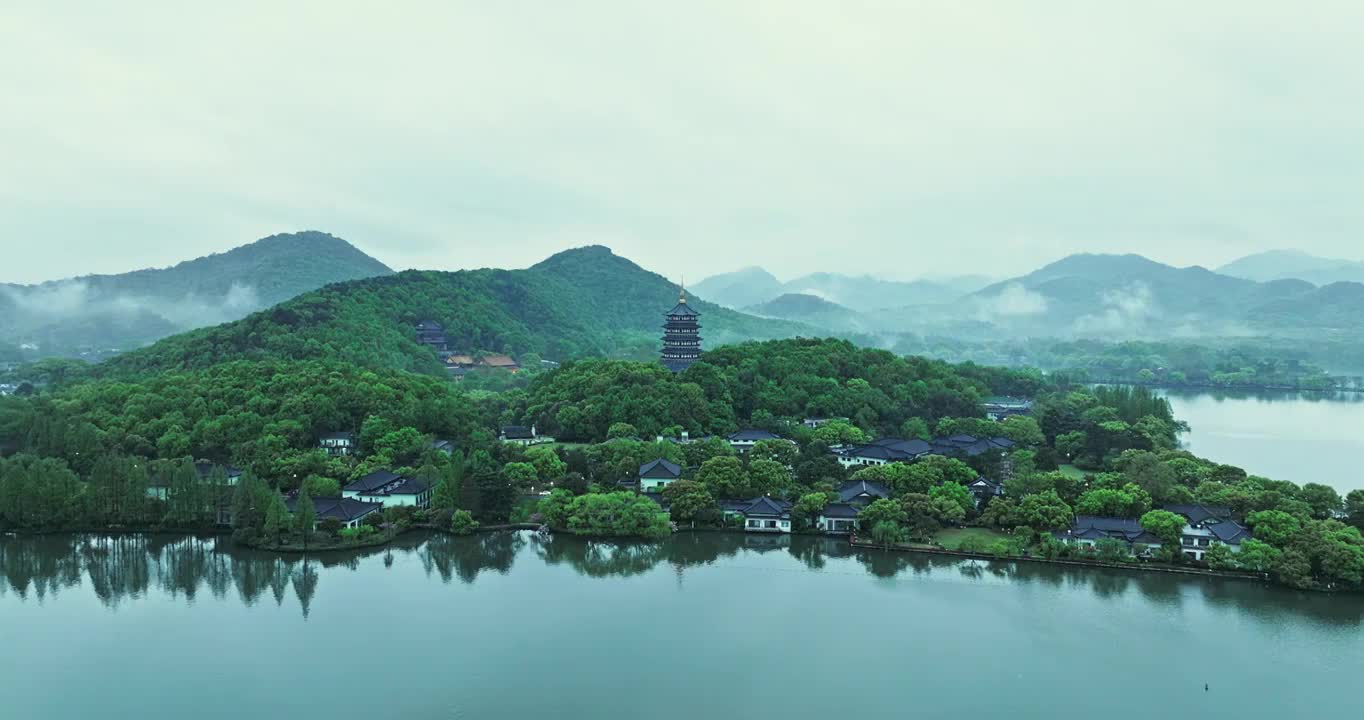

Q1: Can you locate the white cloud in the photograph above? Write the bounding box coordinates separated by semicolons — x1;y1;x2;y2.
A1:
976;283;1048;319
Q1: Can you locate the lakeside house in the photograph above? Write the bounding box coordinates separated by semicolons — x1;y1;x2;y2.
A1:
638;458;683;492
1055;516;1164;558
342;470;432;508
723;497;794;533
500;425;554;446
984;397;1033;421
1163;504;1254;562
429;438;456;455
287;496;382;529
319;432;356;457
147;461;242;502
725;429;787;454
817;503;859;534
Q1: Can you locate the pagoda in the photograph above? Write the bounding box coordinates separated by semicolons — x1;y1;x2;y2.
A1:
661;283;702;373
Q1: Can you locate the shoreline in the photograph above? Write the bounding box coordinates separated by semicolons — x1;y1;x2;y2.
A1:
845;536;1277;586
1085;379;1361;394
8;524;1356;594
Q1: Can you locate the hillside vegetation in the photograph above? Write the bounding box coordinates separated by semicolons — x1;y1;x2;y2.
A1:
95;246;814;378
0;231;392;359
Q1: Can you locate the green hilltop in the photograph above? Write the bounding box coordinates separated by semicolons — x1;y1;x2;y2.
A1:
97;245;816;377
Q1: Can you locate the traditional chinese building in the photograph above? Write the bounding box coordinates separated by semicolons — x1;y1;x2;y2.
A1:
661;285;702;372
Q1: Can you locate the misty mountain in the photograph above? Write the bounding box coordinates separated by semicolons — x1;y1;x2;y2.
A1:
689;267;785;309
0;231;393;359
99;246;816;377
693;268;990;312
743;293;869;332
1218;249;1364;286
960;253;1364;339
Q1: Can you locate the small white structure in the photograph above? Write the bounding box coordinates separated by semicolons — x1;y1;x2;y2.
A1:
500;425;554;446
724;429;786;454
319;432;356;457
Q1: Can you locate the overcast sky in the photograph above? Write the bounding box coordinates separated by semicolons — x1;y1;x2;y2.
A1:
3;1;1363;284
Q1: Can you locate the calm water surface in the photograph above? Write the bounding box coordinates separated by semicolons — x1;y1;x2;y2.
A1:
2;531;1362;719
1163;389;1364;493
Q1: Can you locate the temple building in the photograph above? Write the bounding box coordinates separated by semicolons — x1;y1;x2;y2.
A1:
414;320;449;352
661;285;702;372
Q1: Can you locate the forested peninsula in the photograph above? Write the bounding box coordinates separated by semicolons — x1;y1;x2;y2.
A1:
1;245;1362;592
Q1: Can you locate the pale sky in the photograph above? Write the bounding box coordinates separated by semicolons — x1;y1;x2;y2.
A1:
3;1;1363;284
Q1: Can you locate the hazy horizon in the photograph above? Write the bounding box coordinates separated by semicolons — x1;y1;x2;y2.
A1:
5;1;1364;284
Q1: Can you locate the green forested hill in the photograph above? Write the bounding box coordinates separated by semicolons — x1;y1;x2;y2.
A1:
0;231;393;358
96;246;815;377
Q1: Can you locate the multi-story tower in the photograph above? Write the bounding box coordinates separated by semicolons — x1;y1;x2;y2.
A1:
661;285;702;372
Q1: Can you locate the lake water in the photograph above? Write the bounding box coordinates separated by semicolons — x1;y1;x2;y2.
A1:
2;532;1362;718
1162;389;1364;494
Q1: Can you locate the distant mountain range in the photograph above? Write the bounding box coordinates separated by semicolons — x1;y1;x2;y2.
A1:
700;253;1364;343
10;238;1364;374
1217;249;1364;286
692;268;992;312
0;231;393;360
98;246;815;377
957;253;1364;340
743;294;873;333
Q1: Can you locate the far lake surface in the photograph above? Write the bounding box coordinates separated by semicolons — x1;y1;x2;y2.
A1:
2;532;1362;718
1162;389;1364;493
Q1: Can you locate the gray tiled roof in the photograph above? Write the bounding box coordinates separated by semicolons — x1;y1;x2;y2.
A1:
1207;520;1253;544
286;496;382;522
1163;504;1233;526
837;479;892;503
727;429;782;442
344;470;403;493
639;458;683;478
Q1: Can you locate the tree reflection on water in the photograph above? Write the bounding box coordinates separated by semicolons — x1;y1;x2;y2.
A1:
2;531;1361;626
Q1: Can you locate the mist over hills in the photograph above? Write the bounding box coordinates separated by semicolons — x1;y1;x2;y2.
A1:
963;253;1364;340
693;269;991;312
97;245;815;377
1218;249;1364;286
697;253;1364;345
0;232;393;360
743;293;873;333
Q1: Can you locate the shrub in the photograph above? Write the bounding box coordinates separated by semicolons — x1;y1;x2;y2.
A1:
451;510;479;535
339;525;378;542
